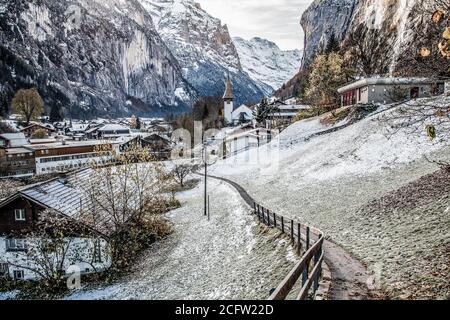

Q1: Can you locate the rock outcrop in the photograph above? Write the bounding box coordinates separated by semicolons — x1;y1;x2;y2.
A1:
0;0;194;118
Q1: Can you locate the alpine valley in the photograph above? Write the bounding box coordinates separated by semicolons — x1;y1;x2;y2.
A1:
0;0;302;118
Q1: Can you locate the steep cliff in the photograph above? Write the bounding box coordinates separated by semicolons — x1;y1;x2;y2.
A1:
140;0;266;106
299;0;440;76
233;37;302;93
300;0;357;67
0;0;194;118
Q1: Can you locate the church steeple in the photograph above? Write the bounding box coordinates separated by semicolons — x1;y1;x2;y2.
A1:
223;74;234;101
223;74;234;125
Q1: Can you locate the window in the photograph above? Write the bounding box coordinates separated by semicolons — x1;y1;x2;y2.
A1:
6;239;27;251
13;270;24;281
14;209;26;221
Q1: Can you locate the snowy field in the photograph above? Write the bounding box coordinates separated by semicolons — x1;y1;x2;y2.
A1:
66;178;296;300
210;97;450;299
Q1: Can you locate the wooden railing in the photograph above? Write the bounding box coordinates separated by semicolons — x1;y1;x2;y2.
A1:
253;203;324;300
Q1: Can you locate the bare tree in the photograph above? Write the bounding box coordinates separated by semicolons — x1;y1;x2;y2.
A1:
11;88;44;126
81;145;174;270
6;209;104;293
171;163;197;188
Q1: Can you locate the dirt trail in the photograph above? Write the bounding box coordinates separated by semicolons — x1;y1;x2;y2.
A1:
208;173;384;300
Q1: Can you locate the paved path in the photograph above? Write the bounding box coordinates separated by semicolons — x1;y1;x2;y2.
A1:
206;173;385;300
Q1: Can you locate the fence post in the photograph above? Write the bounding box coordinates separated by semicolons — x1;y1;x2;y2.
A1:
302;257;309;288
297;223;301;255
267;210;270;226
257;204;261;222
291;220;294;243
273;212;276;228
253;202;257;215
281;216;284;233
313;240;322;293
306;226;310;250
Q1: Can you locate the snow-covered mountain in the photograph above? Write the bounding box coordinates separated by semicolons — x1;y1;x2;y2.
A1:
233;37;302;93
139;0;266;105
0;0;194;118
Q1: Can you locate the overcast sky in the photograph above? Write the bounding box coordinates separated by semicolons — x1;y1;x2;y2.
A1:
197;0;314;51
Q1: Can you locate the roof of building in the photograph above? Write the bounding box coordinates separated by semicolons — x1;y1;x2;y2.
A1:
98;124;130;132
69;124;90;131
338;77;445;93
0;167;145;236
4;147;34;155
21;123;55;131
223;76;234;100
25;139;115;151
0;133;28;147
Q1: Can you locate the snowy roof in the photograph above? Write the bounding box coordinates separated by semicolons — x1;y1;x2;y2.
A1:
338;77;445;93
4;147;33;154
0;133;28;147
98;124;130;132
0;167;149;236
21;123;55;131
70;124;90;131
25;139;116;151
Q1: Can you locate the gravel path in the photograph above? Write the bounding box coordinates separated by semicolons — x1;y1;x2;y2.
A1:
67;178;297;300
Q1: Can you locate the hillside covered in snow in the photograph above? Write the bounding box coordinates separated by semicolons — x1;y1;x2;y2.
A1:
233;37;302;94
211;95;450;299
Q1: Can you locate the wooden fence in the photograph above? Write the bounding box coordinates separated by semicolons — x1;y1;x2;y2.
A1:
253;202;324;300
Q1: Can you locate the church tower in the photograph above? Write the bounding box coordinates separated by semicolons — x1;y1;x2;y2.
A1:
223;75;234;125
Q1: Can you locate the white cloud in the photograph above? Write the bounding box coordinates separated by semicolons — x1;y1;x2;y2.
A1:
197;0;313;50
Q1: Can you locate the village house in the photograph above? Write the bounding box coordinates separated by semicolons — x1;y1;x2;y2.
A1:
97;124;131;139
65;123;90;138
337;77;446;107
266;101;310;128
0;169;111;280
117;134;173;160
20;123;55;138
27;140;117;175
0;133;34;178
0;133;28;149
0;148;36;178
231;104;254;125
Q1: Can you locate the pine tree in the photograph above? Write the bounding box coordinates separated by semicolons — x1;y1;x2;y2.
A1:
136;117;142;130
49;102;64;122
254;97;269;124
325;33;340;54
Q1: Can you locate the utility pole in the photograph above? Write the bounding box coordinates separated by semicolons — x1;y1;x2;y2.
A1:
204;141;207;216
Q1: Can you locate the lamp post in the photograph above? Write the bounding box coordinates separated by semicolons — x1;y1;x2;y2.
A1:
203;140;208;217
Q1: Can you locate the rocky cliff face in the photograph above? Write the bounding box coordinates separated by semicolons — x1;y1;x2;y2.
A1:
0;0;194;118
300;0;427;74
300;0;357;66
233;37;302;93
139;0;266;106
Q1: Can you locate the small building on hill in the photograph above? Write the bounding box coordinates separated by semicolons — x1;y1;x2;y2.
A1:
337;77;445;107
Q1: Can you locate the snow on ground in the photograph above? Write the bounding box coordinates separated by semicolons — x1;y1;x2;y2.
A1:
0;291;18;300
210;96;450;299
66;178;296;300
